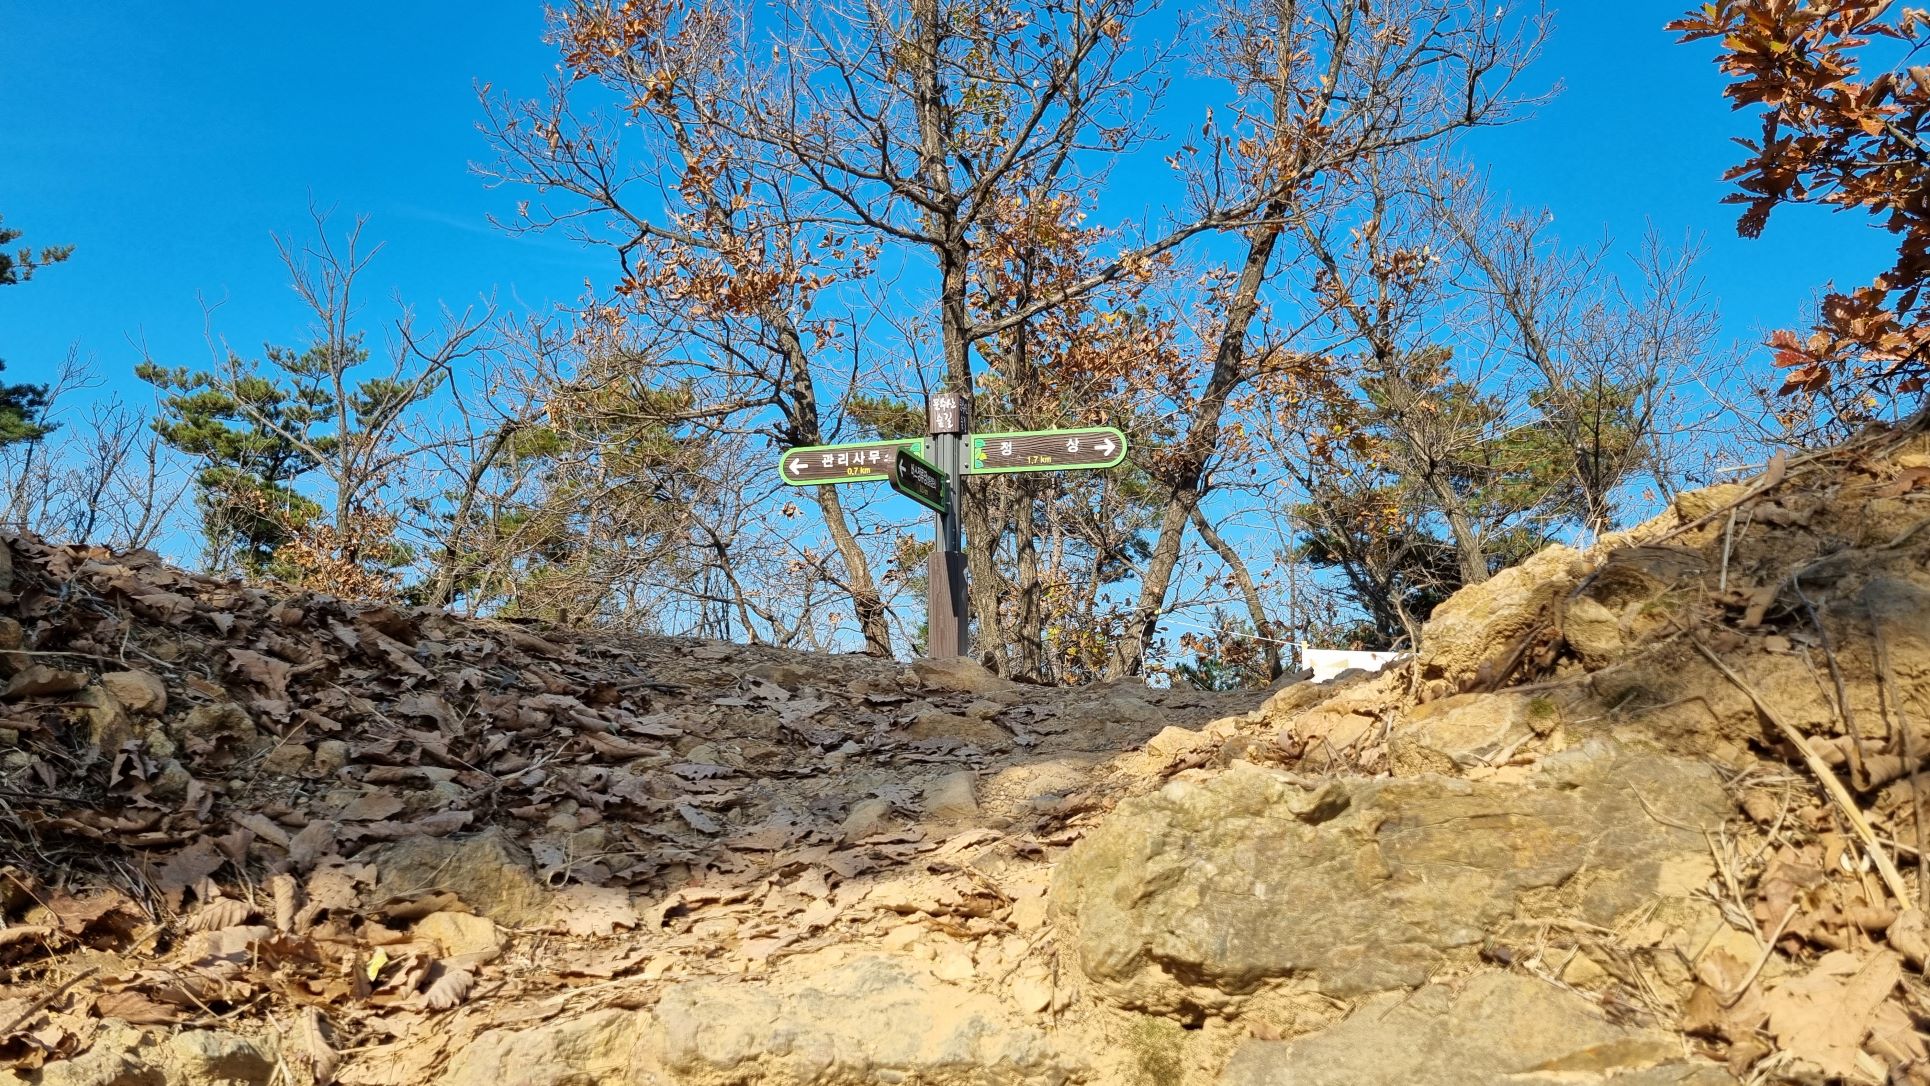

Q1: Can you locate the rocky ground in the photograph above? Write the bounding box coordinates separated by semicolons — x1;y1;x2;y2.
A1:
3;422;1930;1085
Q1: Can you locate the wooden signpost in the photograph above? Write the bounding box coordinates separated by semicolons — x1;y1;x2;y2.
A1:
778;398;1127;659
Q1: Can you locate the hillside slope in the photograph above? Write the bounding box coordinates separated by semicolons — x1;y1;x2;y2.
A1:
2;421;1930;1084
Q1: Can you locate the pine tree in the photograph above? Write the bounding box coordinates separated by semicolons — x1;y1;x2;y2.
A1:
0;215;73;448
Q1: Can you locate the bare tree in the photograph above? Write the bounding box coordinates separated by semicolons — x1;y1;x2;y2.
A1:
1434;178;1722;540
0;350;187;551
1108;0;1547;676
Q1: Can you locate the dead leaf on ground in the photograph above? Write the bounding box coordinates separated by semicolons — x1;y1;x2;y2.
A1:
186;897;257;932
553;885;638;937
416;963;474;1011
1762;950;1901;1078
94;989;186;1025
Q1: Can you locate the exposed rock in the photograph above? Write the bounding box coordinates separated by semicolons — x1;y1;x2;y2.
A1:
416;910;504;963
1145;725;1212;761
1865;577;1930;658
908;657;1015;696
1415;545;1583;695
1389;693;1539;773
441;1009;652;1086
75;686;135;753
655;953;1088;1085
1673;482;1749;524
961;699;1006;720
166;1030;274;1086
99;670;167;717
2;665;89;700
171;703;259;762
1054;740;1726;1016
0;615;22;653
904;710;1008;749
1583;545;1710;611
0;1021;166;1085
183;925;273;964
258;741;310;776
922;771;979;821
1218;972;1734;1085
311;739;349;777
1563;596;1625;670
839;797;894;842
369;830;554;928
151;758;193;800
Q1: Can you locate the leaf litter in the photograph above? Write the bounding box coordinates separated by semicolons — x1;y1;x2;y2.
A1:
0;531;1249;1081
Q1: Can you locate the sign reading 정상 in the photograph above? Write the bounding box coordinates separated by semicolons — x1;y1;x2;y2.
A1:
967;427;1127;475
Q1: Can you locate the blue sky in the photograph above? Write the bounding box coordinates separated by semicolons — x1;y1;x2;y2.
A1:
0;2;1900;414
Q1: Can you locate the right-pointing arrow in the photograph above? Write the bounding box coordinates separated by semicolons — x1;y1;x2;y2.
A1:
1095;438;1116;456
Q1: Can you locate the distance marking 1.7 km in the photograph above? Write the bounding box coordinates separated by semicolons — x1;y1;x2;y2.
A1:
966;427;1127;475
778;438;927;486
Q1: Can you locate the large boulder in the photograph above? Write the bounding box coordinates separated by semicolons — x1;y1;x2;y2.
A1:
441;954;1088;1086
1388;692;1543;773
1052;740;1726;1017
1219;973;1734;1085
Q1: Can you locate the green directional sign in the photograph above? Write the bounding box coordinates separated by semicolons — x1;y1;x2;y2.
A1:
888;447;949;514
966;427;1127;476
779;438;926;486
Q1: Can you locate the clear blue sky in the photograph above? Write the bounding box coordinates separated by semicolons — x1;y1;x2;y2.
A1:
0;2;1900;440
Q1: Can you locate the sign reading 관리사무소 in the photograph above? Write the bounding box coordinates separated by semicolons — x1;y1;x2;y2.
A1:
778;439;927;486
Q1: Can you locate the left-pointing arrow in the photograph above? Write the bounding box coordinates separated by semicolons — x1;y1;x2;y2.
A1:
778;438;926;486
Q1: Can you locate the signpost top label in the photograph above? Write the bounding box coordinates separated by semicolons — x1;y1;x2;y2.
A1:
928;393;969;435
779;438;926;486
967;426;1127;475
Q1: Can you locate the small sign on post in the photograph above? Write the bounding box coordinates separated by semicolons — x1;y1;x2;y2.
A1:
888;446;948;514
928;393;968;436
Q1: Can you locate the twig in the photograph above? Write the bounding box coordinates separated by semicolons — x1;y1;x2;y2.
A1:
1692;637;1912;905
0;966;97;1035
1721;904;1797;1008
1630;784;1702;833
1795;570;1868;787
1719;507;1738;592
1870;600;1929;914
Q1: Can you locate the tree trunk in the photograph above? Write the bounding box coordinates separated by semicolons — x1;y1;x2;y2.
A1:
1189;505;1282;680
1113;212;1285;677
814;486;893;655
777;319;892;656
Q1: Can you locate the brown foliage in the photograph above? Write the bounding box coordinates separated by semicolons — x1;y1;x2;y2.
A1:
1672;2;1930;403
